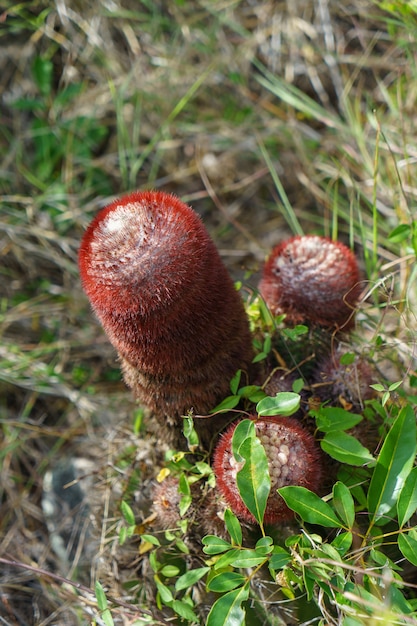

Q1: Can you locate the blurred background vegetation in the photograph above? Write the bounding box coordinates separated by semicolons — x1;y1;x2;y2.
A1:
1;0;417;624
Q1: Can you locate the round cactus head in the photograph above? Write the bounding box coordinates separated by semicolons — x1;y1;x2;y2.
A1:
259;235;361;329
213;416;323;525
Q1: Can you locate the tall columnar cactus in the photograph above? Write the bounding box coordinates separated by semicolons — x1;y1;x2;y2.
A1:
79;190;254;448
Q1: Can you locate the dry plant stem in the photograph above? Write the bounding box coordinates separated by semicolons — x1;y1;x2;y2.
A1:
78;191;254;449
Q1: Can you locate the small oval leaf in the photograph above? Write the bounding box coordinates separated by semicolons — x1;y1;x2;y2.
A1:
95;581;108;611
236;433;271;526
313;406;363;433
120;500;135;525
269;547;291;571
398;530;417;567
206;584;249;626
224;508;243;545
398;466;417;527
321;431;374;466
210;395;240;413
232;419;255;460
175;567;210;591
257;392;301;417
279;486;343;528
332;481;355;529
202;535;232;555
230;549;266;568
207;572;247;593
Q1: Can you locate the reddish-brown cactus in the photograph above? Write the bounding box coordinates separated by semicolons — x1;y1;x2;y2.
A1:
313;346;376;412
78;190;253;448
152;476;228;539
259;235;361;329
212;416;323;524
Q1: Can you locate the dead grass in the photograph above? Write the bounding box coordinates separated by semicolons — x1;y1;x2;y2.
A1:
1;0;417;624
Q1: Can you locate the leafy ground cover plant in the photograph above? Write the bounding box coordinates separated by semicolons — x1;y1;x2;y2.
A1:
117;364;417;625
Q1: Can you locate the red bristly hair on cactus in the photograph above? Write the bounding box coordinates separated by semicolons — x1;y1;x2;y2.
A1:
78;191;253;447
151;476;229;539
212;415;323;525
312;345;376;412
259;235;361;329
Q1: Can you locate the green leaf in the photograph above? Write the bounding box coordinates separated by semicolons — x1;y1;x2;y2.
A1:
321;431;374;465
368;406;417;524
332;482;355;529
238;385;262;398
206;584;249;626
389;380;402;392
339;352;356;365
281;325;309;339
236;432;271;526
224;508;243;545
313;407;363;433
398;466;417;527
292;377;304;393
160;565;180;578
279;486;343;527
179;474;192;516
207;572;247;593
398;529;417;567
255;536;273;555
248;389;268;402
389;585;414;616
175;567;210;591
101;609;114;626
95;581;108;610
210;395;240;413
32;56;53;97
141;534;160;547
230;370;242;395
370;383;385;392
183;415;199;450
120;500;135;525
388;223;411;243
169;599;199;622
213;548;242;570
155;576;174;603
232;419;255;460
331;531;353;555
263;334;272;354
119;526;127;545
202;535;232;555
256;392;300;417
11;97;45;111
229;549;266;568
269;547;291;571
